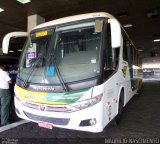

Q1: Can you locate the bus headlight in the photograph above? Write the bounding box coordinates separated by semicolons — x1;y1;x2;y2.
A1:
70;93;102;110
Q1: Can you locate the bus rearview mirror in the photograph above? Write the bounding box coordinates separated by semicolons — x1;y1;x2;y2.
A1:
109;19;121;48
2;32;28;54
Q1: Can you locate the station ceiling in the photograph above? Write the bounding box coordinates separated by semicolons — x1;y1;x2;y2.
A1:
0;0;160;58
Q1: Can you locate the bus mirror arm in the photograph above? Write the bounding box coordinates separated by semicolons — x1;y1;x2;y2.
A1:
2;32;28;54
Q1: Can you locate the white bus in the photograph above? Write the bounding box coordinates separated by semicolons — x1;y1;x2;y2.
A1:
2;12;142;133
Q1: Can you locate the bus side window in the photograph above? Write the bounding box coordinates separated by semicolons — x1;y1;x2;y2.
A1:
123;34;132;66
130;43;134;66
104;24;112;69
112;48;119;69
123;36;128;61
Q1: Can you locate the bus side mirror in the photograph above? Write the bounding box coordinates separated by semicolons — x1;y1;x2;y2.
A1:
2;32;28;54
108;19;121;48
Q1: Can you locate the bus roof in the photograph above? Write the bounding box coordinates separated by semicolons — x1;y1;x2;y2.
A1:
33;12;115;30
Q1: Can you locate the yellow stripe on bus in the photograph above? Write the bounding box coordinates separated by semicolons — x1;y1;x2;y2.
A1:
15;85;69;105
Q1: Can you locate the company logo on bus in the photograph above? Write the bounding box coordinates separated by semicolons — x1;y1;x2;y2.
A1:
39;104;46;111
122;66;127;78
33;86;55;92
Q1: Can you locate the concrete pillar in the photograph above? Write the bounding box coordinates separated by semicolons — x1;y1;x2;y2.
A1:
27;15;45;32
0;48;3;55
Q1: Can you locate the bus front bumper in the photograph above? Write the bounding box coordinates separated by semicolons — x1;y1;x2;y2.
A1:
14;96;105;133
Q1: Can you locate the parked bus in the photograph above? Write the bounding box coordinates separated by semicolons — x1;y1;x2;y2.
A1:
2;12;142;132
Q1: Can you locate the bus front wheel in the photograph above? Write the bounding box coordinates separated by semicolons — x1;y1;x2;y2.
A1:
112;90;124;125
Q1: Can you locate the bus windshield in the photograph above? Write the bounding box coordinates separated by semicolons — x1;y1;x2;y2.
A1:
18;20;103;85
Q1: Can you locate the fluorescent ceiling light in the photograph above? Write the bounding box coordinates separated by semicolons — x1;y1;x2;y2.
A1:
153;39;160;42
138;49;144;52
123;24;133;28
18;49;22;52
0;8;4;12
17;0;31;4
9;50;14;53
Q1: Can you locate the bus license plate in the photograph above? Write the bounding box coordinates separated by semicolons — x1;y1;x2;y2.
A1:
38;121;53;129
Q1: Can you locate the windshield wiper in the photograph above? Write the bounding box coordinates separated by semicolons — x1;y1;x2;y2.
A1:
22;39;49;88
47;53;69;92
22;56;43;88
46;32;69;92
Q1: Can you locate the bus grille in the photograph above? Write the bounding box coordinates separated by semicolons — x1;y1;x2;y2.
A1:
22;101;72;112
24;111;70;125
